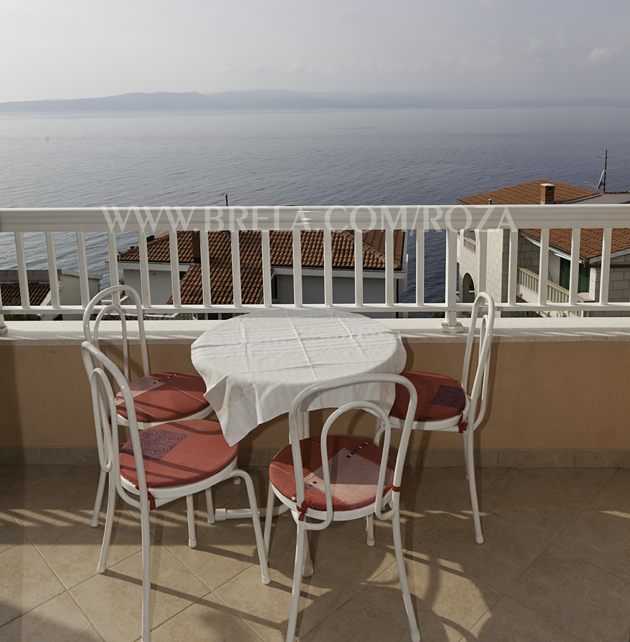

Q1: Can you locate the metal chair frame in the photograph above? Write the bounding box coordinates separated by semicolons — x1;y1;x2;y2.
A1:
265;373;421;642
387;291;495;544
81;340;270;642
82;285;213;529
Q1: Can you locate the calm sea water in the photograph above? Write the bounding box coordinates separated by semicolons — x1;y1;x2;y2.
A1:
1;107;629;301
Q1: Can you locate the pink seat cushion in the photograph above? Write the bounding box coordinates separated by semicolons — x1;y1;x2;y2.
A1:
269;436;394;513
116;371;209;423
119;419;237;489
390;370;466;423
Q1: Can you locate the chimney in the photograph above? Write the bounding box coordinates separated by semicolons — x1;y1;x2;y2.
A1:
540;182;555;204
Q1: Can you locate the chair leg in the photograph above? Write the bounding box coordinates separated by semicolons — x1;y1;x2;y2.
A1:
264;482;275;556
392;508;421;642
205;488;215;524
286;523;306;642
186;495;197;549
464;430;484;544
140;500;152;642
91;469;107;527
96;474;116;573
301;532;313;578
366;514;375;546
234;470;270;585
462;432;470;481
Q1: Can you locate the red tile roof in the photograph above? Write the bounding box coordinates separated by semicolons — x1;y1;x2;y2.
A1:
0;282;50;306
119;230;405;305
460;179;630;261
459;179;598;205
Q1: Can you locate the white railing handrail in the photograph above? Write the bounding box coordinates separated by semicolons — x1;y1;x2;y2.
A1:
1;204;630;323
2;203;630;232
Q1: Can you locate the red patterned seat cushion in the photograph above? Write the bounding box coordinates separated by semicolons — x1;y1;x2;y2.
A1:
269;436;394;513
119;420;237;489
390;371;466;423
116;371;209;423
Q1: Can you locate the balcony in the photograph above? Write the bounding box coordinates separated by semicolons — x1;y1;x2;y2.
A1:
2;203;630;639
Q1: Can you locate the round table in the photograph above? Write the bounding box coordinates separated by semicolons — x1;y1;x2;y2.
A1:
191;308;407;446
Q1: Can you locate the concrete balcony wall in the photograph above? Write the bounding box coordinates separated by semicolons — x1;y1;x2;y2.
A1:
2;319;630;467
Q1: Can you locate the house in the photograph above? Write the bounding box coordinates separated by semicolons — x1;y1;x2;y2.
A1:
457;179;630;315
0;269;100;320
118;229;407;315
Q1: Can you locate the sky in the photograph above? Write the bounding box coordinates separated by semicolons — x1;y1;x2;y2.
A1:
1;0;629;103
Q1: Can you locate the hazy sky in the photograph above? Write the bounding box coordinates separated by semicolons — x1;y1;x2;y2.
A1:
2;0;629;102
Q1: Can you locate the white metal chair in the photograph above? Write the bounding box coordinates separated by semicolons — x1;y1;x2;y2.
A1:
82;285;214;528
264;374;421;642
387;291;495;544
81;340;270;642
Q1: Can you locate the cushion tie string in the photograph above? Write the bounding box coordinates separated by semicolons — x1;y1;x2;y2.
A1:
458;417;468;433
296;501;309;521
135;484;157;510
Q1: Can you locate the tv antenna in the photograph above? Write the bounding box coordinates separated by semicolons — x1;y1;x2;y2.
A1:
596;149;608;193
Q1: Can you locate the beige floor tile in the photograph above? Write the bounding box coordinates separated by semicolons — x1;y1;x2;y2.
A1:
469;596;579;641
554;502;630;582
591;469;630;513
215;536;361;641
301;592;406;642
152;593;261;642
361;548;501;642
0;592;102;642
0;466;72;502
507;544;630;641
485;468;615;506
410;510;551;593
0;544;65;627
0;510;27;554
307;521;397;583
1;466;103;515
71;545;209;642
160;516;269;592
26;508;143;589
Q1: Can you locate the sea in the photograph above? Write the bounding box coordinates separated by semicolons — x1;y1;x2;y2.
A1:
1;107;629;302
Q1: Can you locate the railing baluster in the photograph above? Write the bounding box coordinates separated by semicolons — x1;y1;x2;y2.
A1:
199;231;212;307
168;231;181;308
14;232;30;308
45;232;60;309
445;230;458;308
599;227;612;304
292;229;303;307
569;228;581;306
261;230;272;307
354;229;363;306
477;230;487;294
75;231;90;307
138;233;151;307
323;228;333;307
538;229;549;306
415;228;424;306
508;230;519;305
385;229;394;307
231;230;242;307
107;231;120;304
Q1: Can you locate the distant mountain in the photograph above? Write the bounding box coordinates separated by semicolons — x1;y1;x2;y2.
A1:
0;90;629;112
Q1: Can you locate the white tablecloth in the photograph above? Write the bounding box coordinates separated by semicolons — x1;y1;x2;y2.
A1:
191;309;407;445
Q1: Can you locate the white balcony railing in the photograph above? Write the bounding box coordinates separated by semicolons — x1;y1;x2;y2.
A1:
1;204;630;325
517;267;589;306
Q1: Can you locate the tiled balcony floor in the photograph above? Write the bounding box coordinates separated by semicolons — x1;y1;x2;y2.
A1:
1;464;630;641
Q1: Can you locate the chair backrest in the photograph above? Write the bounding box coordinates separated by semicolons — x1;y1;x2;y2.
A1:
288;374;418;530
83;285;150;380
460;292;495;430
80;339;149;510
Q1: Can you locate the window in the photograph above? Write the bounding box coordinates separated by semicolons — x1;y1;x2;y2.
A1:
558;258;590;293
